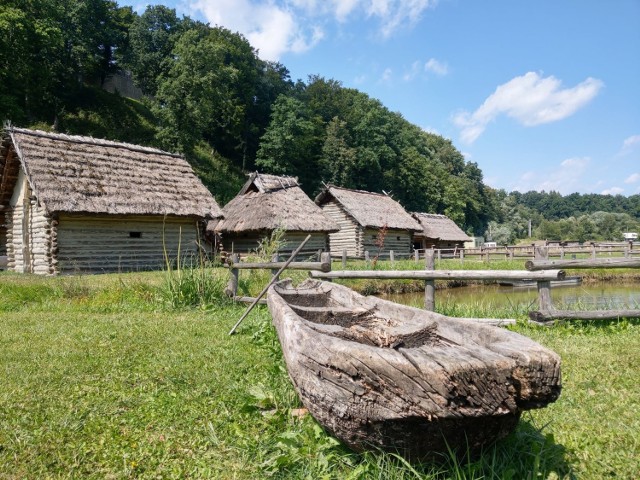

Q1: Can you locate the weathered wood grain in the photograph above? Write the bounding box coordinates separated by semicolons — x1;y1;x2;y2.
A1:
267;279;561;459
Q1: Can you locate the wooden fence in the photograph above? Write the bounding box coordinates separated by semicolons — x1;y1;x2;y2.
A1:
414;241;638;263
225;246;640;326
526;246;640;324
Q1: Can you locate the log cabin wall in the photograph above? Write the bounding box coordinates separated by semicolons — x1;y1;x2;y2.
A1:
320;201;360;257
221;231;328;257
5;170;53;273
362;228;413;259
55;214;201;274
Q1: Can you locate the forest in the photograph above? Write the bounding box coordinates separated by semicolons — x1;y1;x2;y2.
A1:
1;1;638;243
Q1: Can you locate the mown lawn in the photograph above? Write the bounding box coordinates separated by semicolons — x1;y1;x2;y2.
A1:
0;269;638;479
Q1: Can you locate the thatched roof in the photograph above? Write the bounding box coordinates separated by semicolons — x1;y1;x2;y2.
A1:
0;127;222;218
315;185;421;231
238;172;298;194
215;173;339;233
412;213;471;242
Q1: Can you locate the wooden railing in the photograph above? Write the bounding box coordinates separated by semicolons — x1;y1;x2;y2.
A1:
526;246;640;324
225;246;640;326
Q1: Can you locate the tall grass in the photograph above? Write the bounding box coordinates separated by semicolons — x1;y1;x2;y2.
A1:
159;226;228;309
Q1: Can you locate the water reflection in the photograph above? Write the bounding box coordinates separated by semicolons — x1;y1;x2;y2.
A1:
381;283;640;310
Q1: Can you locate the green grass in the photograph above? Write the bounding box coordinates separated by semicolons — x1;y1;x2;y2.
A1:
0;269;639;479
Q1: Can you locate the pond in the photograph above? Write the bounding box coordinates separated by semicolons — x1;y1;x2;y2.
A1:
380;282;640;311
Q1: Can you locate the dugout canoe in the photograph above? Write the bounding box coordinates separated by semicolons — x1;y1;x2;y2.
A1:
267;279;561;459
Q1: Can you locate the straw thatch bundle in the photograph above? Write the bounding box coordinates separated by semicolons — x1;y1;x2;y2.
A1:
2;127;222;219
412;213;471;242
315;185;421;231
216;173;338;233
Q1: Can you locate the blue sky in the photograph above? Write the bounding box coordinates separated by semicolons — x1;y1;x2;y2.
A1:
140;0;640;196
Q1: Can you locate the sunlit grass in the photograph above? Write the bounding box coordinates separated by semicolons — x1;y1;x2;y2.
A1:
0;269;638;478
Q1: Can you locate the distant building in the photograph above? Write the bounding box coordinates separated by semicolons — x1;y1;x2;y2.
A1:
411;213;471;250
623;232;638;241
315;185;421;259
214;173;338;256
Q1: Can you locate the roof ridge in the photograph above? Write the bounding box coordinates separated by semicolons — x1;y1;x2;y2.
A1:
8;127;183;159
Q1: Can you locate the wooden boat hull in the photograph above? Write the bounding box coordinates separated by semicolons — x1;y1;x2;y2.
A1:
267;279;561;459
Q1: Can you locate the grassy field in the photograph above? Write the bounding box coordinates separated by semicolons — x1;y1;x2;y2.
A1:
0;266;639;479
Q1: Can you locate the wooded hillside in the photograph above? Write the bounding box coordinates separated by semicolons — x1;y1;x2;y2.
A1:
1;1;638;241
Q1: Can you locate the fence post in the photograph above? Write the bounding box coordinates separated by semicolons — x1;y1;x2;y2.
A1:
460;249;464;263
271;253;279;279
321;252;332;282
414;250;419;262
436;248;441;261
390;250;395;266
342;249;347;268
591;244;596;259
537;280;553;312
424;250;435;311
225;254;240;297
364;250;370;266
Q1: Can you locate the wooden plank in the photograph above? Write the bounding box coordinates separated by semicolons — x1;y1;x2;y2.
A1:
526;257;640;270
311;269;566;281
529;309;640;324
230;261;330;272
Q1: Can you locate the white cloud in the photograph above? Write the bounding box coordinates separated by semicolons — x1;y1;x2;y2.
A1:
621;134;640;154
380;67;393;83
513;157;590;194
367;0;437;38
353;74;367;85
601;187;624;195
624;173;640;184
425;58;448;76
421;125;440;135
453;72;604;144
188;0;437;59
403;61;422;81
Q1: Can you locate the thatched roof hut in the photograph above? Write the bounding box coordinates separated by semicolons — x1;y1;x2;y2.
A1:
315;185;421;258
0;126;222;274
215;173;338;255
412;213;471;249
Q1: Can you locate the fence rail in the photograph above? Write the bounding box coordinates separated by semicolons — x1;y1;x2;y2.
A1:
224;246;640;326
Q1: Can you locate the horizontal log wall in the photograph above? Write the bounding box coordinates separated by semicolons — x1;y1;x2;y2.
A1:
221;231;328;257
56;214;200;274
321;202;360;257
362;228;413;259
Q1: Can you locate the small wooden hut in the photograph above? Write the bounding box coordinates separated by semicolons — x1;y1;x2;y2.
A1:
315;185;421;259
412;213;471;250
0;127;222;274
214;173;338;256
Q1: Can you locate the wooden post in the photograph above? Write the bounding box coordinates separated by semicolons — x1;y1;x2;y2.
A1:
460;249;464;262
591;243;596;259
560;246;565;259
364;250;370;265
271;253;279;279
342;249;347;268
436;249;441;261
508;247;513;260
534;245;549;261
321;252;332;282
225;254;240;297
414;250;419;262
390;250;395;266
229;234;312;335
537;280;553;312
424;250;435;311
